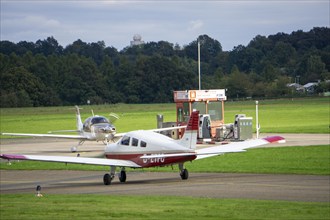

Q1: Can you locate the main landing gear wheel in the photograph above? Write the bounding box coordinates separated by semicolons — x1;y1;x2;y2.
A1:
180;169;189;180
104;166;116;185
119;171;127;183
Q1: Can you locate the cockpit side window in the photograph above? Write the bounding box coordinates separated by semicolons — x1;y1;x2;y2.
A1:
140;141;147;148
121;136;130;146
83;117;92;132
132;138;139;147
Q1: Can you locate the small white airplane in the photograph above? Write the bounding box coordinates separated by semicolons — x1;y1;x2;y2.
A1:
0;111;285;185
1;106;117;152
1;106;184;152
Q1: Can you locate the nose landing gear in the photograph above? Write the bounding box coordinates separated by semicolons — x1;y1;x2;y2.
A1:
179;163;189;180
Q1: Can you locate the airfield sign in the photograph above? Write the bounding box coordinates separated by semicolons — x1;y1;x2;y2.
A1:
174;89;226;102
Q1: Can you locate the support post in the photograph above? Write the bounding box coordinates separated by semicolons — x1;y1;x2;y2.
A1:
256;101;260;139
198;41;201;90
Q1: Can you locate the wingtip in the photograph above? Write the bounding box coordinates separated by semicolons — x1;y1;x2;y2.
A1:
263;136;286;143
0;154;27;160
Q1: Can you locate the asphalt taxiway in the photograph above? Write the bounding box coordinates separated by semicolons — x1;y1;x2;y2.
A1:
1;170;329;202
0;134;329;202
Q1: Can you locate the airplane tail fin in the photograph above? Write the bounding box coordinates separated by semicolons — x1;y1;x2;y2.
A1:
177;111;199;150
75;105;83;132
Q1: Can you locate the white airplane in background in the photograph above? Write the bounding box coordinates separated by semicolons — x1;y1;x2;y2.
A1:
0;111;285;185
1;106;118;152
1;106;185;152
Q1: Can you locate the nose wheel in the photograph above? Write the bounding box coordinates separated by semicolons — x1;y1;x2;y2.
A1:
71;146;77;153
180;169;189;180
103;173;113;185
179;163;189;180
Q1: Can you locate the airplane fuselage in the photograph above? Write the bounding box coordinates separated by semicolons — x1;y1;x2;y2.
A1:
81;116;116;141
105;130;196;167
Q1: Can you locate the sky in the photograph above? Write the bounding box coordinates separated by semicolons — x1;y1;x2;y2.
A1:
1;0;329;51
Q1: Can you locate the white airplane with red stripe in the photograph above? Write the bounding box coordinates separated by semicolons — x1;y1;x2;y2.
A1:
0;111;285;185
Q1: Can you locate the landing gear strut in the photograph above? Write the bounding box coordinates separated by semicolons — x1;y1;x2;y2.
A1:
179;163;189;180
71;140;85;153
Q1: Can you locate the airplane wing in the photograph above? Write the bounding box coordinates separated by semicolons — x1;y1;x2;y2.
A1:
149;126;187;133
47;130;79;133
195;136;285;160
114;126;186;138
1;132;87;140
0;154;141;168
0;136;284;169
140;136;285;160
2;125;186;141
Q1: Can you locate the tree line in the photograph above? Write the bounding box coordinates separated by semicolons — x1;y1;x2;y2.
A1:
0;27;329;107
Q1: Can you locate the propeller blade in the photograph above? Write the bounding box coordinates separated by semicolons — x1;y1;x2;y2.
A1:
109;113;120;123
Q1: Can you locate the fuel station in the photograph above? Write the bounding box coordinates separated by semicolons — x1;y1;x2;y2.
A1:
157;89;253;143
173;89;226;140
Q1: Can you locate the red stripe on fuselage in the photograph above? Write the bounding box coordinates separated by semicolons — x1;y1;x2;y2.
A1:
105;153;197;168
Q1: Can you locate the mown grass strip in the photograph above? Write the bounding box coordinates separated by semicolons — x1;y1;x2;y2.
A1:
0;194;329;220
1;98;329;134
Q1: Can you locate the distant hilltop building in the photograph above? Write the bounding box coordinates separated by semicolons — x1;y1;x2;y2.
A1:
130;34;145;46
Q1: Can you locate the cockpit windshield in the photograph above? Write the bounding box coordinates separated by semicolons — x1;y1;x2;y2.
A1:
91;117;110;125
83;116;111;132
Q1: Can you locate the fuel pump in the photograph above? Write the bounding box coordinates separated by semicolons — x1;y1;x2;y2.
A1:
198;114;211;140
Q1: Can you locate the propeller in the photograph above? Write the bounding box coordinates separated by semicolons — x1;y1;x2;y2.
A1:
104;133;116;144
109;113;120;123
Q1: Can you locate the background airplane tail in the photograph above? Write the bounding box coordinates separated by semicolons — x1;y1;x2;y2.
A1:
75;105;83;132
177;111;199;150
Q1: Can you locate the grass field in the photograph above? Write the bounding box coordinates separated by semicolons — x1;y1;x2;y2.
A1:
0;195;329;220
0;97;329;134
1;98;329;220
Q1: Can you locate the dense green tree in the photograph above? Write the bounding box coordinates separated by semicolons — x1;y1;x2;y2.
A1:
272;41;296;66
225;65;252;98
114;56;138;103
306;55;327;79
0;41;18;55
0;27;329;107
0;67;57;107
143;41;175;57
184;34;222;62
35;36;63;55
